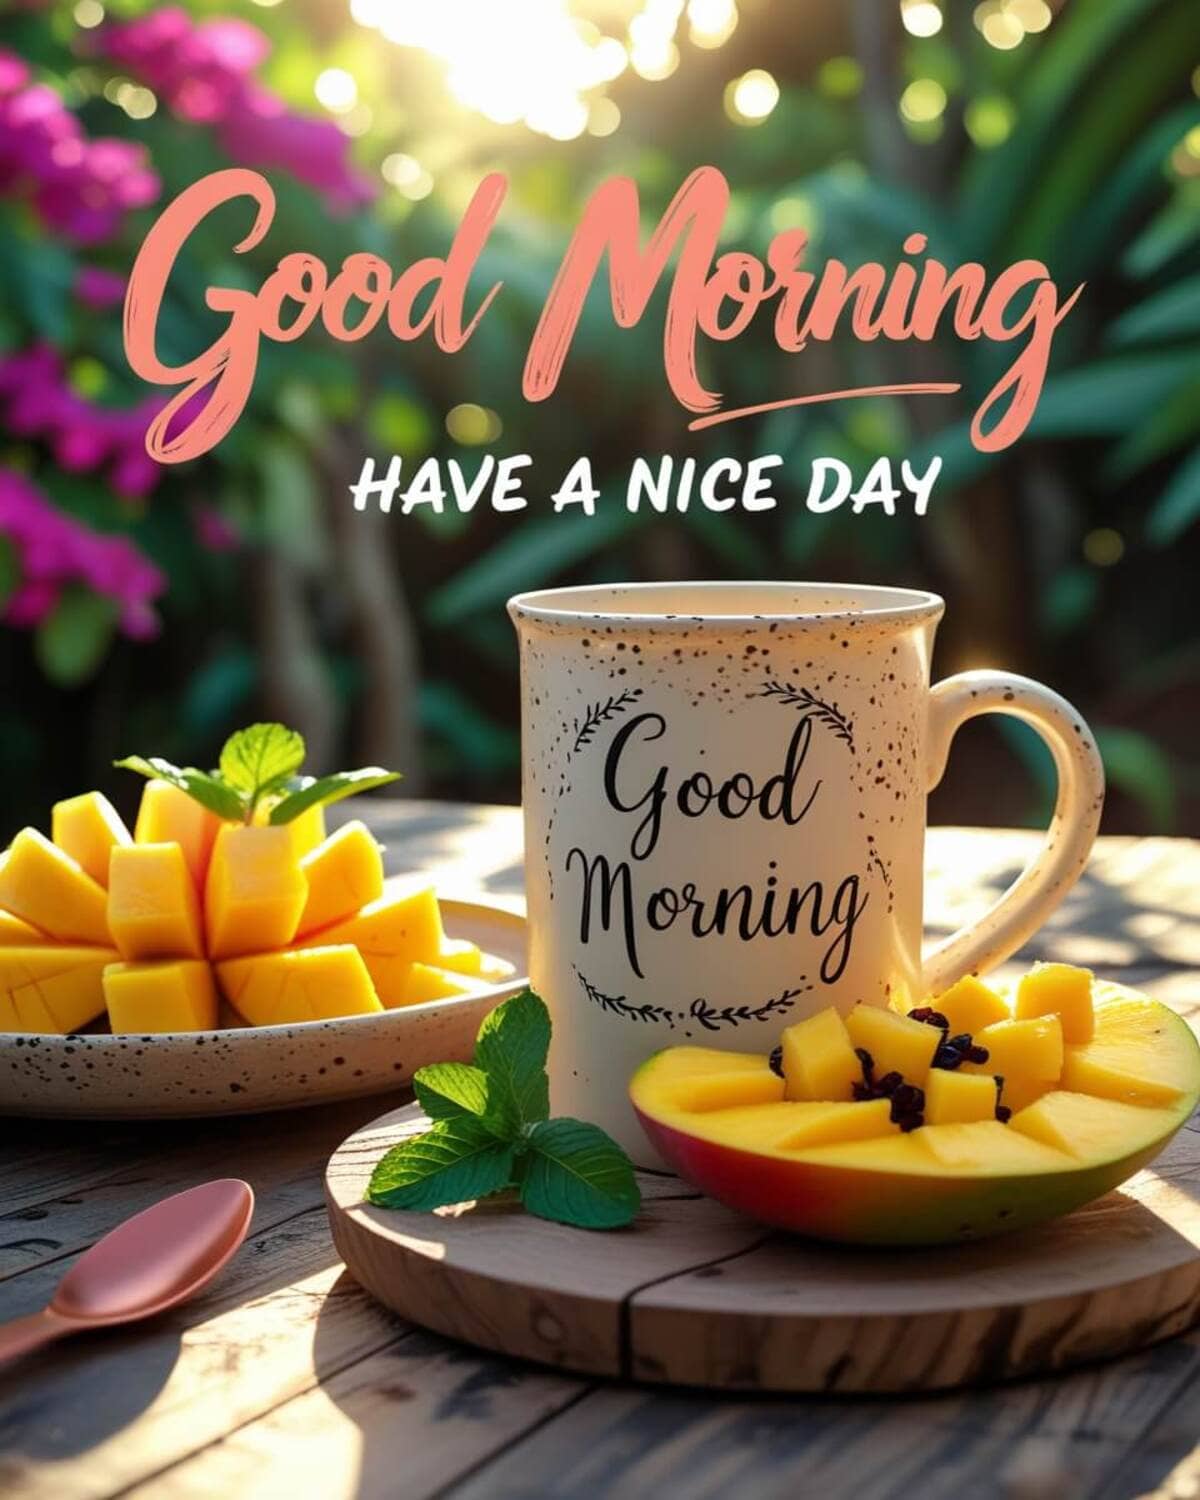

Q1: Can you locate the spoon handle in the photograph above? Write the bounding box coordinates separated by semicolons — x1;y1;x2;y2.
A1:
0;1309;67;1366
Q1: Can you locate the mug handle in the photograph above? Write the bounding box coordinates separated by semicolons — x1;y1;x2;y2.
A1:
921;670;1105;996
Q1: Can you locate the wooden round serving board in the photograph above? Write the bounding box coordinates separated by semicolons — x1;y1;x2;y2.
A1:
325;1104;1200;1393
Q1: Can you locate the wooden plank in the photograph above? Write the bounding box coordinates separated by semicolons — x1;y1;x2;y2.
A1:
0;1207;401;1499
120;1331;586;1500
0;1097;392;1287
442;1334;1200;1500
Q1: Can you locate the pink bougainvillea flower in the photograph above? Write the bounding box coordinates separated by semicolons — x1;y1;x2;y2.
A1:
194;503;240;552
0;344;172;499
0;467;166;636
0;49;160;243
97;12;374;211
75;265;127;310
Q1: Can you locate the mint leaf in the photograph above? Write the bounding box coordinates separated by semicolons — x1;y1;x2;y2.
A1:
269;767;401;824
219;723;306;806
518;1118;640;1229
366;1117;515;1211
114;756;246;821
414;1062;494;1124
474;988;550;1130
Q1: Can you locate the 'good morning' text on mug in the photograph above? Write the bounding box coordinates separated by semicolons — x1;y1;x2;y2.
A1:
566;710;866;986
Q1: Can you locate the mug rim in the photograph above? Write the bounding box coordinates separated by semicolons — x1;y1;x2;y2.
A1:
508;580;945;629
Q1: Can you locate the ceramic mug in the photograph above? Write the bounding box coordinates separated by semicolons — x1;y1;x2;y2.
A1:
508;582;1105;1163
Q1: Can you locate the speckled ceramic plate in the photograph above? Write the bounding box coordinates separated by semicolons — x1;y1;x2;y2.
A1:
0;896;527;1119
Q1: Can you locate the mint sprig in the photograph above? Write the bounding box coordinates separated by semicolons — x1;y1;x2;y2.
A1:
366;990;641;1231
115;721;400;825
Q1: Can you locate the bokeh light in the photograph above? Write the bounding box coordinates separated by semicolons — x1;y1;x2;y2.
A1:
726;68;780;125
73;0;105;28
446;404;503;445
314;68;358;113
688;0;738;49
900;78;947;123
817;56;864;100
964;94;1016;147
1083;528;1125;567
901;1;943;39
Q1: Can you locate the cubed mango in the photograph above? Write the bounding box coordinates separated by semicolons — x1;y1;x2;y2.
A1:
845;1004;940;1086
394;962;489;1008
294;884;443;1004
932;975;1010;1037
205;824;307;960
435;938;483;977
135;780;223;887
0;908;43;945
295;821;384;938
780;1007;861;1102
965;1015;1064;1085
0;828;109;944
103;959;217;1034
108;843;205;960
0;946;115;1032
1015;962;1095;1044
257;802;326;858
51;791;131;887
923;1070;999;1126
217;945;381;1026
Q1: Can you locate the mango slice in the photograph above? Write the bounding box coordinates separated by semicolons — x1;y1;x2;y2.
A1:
294;884;443;1004
1010;1090;1178;1160
1016;962;1095;1044
393;962;489;1008
1062;993;1196;1105
52;791;131;887
108;843;205;961
217;945;381;1026
0;828;110;945
0;946;115;1032
295;821;384;938
135;780;224;888
845;1003;940;1086
918;1120;1074;1173
436;938;483;976
205;824;307;960
924;1069;999;1125
103;959;217;1034
780;1007;860;1102
257;802;326;859
932;975;1011;1036
0;909;43;945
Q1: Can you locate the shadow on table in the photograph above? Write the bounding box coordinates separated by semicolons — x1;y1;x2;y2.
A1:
0;1322;180;1468
925;844;1197;975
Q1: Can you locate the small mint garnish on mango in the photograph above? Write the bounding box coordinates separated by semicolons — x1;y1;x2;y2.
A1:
367;989;641;1230
115;722;401;825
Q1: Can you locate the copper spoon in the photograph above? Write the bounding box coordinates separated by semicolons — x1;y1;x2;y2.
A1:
0;1178;254;1366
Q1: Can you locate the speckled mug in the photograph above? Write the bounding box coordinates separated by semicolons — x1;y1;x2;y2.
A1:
509;582;1105;1162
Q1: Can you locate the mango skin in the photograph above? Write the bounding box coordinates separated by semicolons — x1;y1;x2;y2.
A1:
631;988;1200;1247
634;1108;1175;1245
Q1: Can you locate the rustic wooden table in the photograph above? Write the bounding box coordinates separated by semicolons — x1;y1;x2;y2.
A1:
1;802;1197;1500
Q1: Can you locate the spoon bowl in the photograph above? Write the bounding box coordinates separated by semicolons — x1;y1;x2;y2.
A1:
0;1178;254;1363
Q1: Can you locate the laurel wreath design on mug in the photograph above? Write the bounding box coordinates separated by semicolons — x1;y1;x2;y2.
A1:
573;966;813;1033
751;678;895;916
544;686;644;900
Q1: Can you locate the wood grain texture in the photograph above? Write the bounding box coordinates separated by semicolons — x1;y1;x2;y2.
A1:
1;812;1199;1499
326;1098;1200;1394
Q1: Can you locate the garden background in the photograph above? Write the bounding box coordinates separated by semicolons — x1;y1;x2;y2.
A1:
0;0;1197;839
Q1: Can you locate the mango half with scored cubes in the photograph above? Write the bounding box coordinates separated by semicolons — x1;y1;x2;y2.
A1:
0;784;514;1035
630;965;1200;1245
